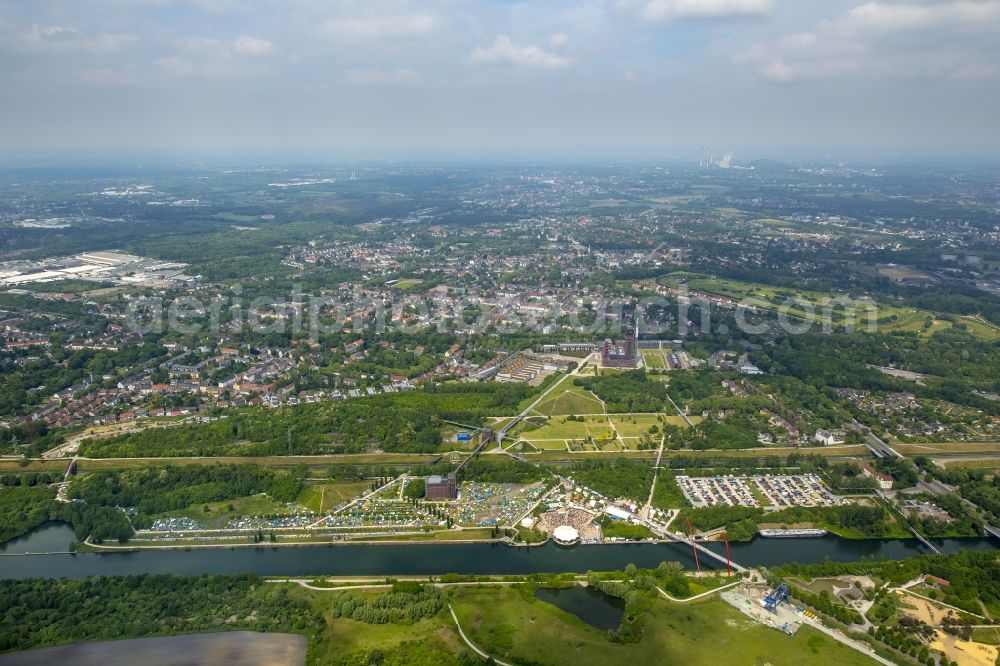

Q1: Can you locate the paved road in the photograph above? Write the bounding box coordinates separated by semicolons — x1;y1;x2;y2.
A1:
448;604;516;666
656;580;740;604
269;578;524;592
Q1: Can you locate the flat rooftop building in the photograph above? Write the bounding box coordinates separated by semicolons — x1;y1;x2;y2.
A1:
426;473;458;500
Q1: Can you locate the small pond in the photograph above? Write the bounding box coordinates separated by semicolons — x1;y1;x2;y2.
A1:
534;585;625;632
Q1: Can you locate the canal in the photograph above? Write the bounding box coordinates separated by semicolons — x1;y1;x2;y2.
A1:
0;524;996;580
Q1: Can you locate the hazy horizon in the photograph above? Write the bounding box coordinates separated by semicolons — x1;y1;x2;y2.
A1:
2;0;999;163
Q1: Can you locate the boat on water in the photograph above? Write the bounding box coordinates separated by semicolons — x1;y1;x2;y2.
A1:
758;528;828;538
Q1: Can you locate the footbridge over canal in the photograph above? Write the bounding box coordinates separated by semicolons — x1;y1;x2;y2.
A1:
642;519;747;573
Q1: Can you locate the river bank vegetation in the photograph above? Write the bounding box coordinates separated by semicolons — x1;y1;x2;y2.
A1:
680;503;910;541
0;573;875;665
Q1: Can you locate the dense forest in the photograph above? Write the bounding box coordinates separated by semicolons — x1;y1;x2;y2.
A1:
0;485;62;543
754;333;1000;416
575;371;668;413
774;550;1000;617
920;461;1000;524
681;503;901;541
69;464;306;534
567;459;654;503
0;574;320;654
329;581;443;625
79;383;534;457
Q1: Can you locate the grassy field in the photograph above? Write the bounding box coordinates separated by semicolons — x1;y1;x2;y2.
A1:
533;386;605;417
151;493;300;529
452;587;878;666
610;415;663;438
681;275;1000;341
0;459;68;473
293;583;469;666
894;442;1000;455
660;444;867;460
936;457;1000;471
391;278;424;290
522;415;614;442
298;481;370;513
971;627;1000;646
641;351;666;369
62;453;439;471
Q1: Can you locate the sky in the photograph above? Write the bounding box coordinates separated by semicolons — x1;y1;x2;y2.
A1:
1;0;999;163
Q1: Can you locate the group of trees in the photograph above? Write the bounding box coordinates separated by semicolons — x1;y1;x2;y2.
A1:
574;371;668;413
0;574;320;654
666;370;727;406
869;617;936;665
403;478;426;500
329;581;444;625
0;471;61;487
80;383;535;457
756;333;1000;417
923;461;1000;524
461;458;544;484
66;464;306;539
681;503;896;541
568;458;653;503
774;549;1000;617
664;414;763;451
0;485;61;543
787;584;864;625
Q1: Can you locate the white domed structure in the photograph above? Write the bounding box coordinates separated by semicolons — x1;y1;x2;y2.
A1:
552;525;580;546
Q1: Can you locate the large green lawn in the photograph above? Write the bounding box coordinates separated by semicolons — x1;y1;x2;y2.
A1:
533;382;605;417
522;415;617;445
535;390;604;417
452;587;878;666
293;584;469;666
151;493;301;529
683;275;1000;341
298;481;370;513
609;415;664;438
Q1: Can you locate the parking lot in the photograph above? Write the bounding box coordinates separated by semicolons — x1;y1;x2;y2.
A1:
753;473;839;508
677;475;759;507
677;474;839;508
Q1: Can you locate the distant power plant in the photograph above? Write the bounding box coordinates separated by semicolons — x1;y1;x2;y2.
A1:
699;146;733;169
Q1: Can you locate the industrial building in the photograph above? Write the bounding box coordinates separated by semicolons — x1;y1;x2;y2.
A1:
600;324;638;368
426;473;458;500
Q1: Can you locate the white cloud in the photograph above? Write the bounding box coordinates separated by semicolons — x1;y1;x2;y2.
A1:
549;32;570;49
155;35;273;76
469;34;572;68
321;13;438;41
617;0;772;23
736;0;1000;82
232;35;272;56
21;24;138;56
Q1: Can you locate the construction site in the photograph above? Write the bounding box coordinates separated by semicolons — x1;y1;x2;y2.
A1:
720;577;806;637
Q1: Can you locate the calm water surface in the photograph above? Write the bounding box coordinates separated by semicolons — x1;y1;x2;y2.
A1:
0;523;996;580
534;586;625;631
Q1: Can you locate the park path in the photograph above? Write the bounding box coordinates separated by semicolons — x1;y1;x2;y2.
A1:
448;604;516;666
656;580;740;604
